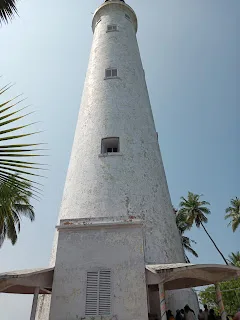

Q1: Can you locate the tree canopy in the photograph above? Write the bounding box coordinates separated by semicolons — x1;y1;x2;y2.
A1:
199;278;240;316
228;251;240;268
178;192;228;265
225;197;240;233
0;174;34;246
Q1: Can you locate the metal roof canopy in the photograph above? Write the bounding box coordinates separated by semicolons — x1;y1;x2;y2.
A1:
146;263;240;290
0;268;54;294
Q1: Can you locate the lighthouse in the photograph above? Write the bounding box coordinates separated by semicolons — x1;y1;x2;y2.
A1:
36;0;199;319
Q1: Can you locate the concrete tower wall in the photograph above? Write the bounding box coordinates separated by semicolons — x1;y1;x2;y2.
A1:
56;1;184;265
36;2;198;319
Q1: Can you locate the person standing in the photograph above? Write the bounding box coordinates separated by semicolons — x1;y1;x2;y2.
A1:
167;310;175;320
198;309;205;320
208;309;216;320
184;305;196;320
176;309;183;320
181;309;186;320
203;305;209;320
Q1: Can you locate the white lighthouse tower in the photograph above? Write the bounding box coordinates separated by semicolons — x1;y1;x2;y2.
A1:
36;1;199;319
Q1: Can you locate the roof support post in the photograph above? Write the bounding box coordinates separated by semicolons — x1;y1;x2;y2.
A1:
159;283;167;320
30;287;40;320
215;283;226;320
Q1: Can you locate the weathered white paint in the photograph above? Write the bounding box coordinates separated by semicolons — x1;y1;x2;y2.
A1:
49;218;148;320
30;287;40;320
54;0;186;268
159;283;167;320
36;1;198;318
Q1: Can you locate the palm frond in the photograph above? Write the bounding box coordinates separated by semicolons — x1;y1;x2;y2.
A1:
0;0;18;25
0;84;45;197
228;251;240;266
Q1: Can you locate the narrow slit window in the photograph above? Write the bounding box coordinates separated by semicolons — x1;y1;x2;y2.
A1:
105;68;118;79
101;137;120;154
107;25;117;32
125;14;130;20
85;270;111;316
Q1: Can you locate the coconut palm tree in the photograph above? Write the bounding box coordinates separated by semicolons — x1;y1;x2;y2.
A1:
228;251;240;267
225;197;240;232
0;0;18;24
178;192;228;265
0;83;44;247
175;209;198;263
0;174;34;247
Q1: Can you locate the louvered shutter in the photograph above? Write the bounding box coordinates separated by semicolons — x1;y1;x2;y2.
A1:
85;270;111;316
99;270;111;315
85;271;98;316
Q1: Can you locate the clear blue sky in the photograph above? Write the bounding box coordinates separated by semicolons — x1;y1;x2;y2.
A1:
0;0;239;318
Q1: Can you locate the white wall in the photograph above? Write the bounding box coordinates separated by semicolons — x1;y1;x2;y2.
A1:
54;1;185;266
36;2;198;318
49;222;148;320
166;288;199;316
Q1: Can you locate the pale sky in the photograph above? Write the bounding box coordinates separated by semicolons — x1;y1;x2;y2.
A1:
0;0;239;319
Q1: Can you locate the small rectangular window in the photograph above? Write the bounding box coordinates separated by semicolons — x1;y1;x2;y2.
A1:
107;24;117;32
102;137;120;154
112;69;117;77
125;14;130;20
105;68;118;79
105;69;112;78
85;270;111;316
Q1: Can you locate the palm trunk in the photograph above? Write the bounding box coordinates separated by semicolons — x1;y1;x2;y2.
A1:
200;221;228;265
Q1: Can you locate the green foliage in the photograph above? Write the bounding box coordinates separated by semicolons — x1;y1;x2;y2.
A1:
0;84;45;247
199;278;240;316
0;84;45;199
175;209;198;262
178;192;210;228
178;192;228;265
225;197;240;232
0;174;34;246
228;252;240;267
0;0;18;24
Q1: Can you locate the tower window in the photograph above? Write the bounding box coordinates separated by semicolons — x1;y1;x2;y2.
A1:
105;68;118;79
101;137;119;154
107;24;118;32
85;270;111;316
125;13;131;20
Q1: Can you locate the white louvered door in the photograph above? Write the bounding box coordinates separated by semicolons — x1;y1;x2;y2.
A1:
85;270;111;316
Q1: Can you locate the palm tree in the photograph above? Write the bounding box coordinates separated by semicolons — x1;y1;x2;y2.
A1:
225;197;240;232
228;251;240;267
0;0;18;24
0;83;44;247
0;174;34;247
178;192;228;265
175;209;198;263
